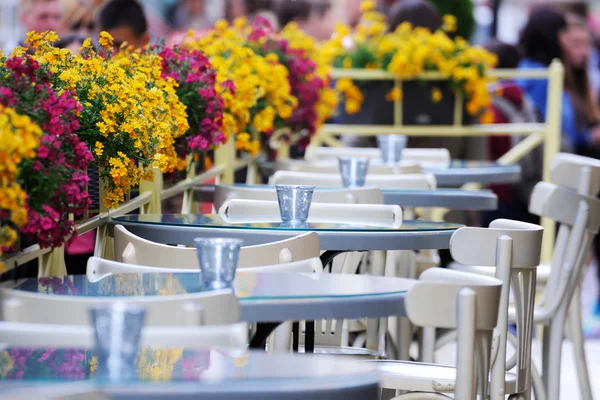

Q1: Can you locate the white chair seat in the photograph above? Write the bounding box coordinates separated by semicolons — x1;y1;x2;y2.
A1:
298;345;378;358
374;360;517;394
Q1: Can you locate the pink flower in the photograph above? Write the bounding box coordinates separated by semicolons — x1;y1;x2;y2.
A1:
36;145;49;158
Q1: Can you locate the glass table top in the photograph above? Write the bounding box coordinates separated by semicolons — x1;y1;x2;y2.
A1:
0;347;376;384
11;272;412;300
113;214;461;232
211;183;494;195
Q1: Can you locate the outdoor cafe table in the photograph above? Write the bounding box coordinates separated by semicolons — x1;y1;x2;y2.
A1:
423;160;521;187
0;347;379;399
257;158;521;187
6;271;416;351
111;215;461;266
194;184;499;211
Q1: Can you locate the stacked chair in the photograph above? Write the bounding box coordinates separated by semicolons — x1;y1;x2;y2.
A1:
445;153;600;400
373;219;544;400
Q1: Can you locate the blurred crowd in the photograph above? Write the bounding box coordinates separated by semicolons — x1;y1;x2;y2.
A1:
8;0;600;333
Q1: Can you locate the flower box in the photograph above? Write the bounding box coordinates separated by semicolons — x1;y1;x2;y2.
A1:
337;80;466;126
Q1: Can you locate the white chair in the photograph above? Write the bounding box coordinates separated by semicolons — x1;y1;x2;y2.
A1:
451;154;600;400
545;153;600;400
269;171;437;190
0;287;240;326
213;184;384;211
86;256;323;282
371;268;503;400
218;198;403;227
305;146;451;169
114;224;320;269
0;321;248;349
276;158;422;174
375;220;543;400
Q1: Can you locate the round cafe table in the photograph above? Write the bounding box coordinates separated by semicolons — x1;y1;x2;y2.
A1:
256;158;521;187
111;215;461;258
194;184;498;211
423;160;521;187
0;347;379;400
7;271;415;351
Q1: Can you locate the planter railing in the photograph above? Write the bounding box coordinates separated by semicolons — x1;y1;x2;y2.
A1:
297;61;564;262
1;135;259;277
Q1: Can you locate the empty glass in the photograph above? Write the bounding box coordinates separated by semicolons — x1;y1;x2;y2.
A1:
276;185;314;223
193;238;243;289
89;302;146;381
338;157;369;188
377;135;408;164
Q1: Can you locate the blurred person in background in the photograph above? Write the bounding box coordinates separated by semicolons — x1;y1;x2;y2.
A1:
167;0;211;30
277;0;333;40
4;0;63;52
520;8;600;335
519;9;600;154
98;0;150;49
225;0;277;28
387;0;441;32
57;0;102;52
20;0;62;34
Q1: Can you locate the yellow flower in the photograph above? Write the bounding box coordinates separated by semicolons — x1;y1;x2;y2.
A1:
94;141;104;156
0;105;41;270
431;88;443;103
99;31;114;49
215;19;229;31
479;109;495;124
442;15;457;33
360;0;376;13
82;38;92;50
386;87;402;101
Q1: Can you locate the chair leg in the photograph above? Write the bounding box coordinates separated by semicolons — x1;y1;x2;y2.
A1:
267;321;293;352
396;316;412;360
419;327;436;362
542;304;567;400
567;287;593;400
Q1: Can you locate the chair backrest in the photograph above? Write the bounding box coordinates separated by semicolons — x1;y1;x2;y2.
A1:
450;219;543;396
405;267;502;400
305;147;451;168
218;199;403;227
269;171;437;190
214;185;384;211
550;152;600;196
114;225;320;269
406;268;502;330
276;158;422;174
0;321;249;349
529;182;600;233
0;287;240;326
450;220;543;269
529;181;600;325
86;256;323;283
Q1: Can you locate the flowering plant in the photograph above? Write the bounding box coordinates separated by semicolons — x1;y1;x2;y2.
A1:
152;45;230;169
187;19;297;155
0;43;93;250
31;32;188;208
0;106;41;270
0;348;96;380
322;1;497;122
243;17;336;148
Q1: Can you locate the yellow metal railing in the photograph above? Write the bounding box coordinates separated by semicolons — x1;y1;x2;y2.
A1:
2;134;259;277
303;61;565;262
